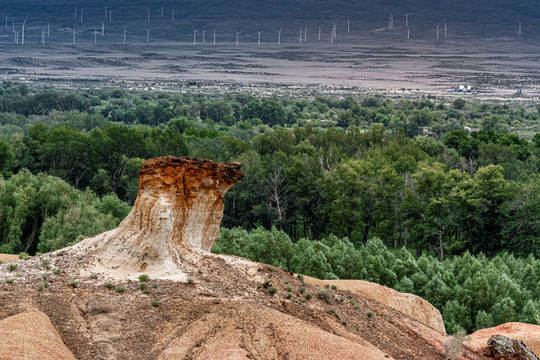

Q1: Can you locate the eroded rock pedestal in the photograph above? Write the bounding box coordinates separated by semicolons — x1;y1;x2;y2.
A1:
76;156;243;276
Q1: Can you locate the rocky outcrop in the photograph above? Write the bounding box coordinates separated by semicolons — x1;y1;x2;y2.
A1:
303;276;446;334
483;335;539;360
0;310;76;360
75;156;243;277
468;323;540;357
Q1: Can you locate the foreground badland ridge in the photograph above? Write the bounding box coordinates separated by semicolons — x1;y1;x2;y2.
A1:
0;156;538;359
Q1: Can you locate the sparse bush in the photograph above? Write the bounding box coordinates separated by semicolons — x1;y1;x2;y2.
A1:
139;282;147;290
105;282;114;288
297;274;304;281
267;266;274;272
5;278;14;284
298;286;305;294
152;282;158;289
286;293;292;299
115;286;126;293
52;268;62;274
69;280;79;288
267;286;278;295
342;320;348;326
43;282;49;289
286;286;293;292
41;259;50;270
367;311;374;318
57;251;64;256
138;274;149;282
38;285;43;291
42;274;48;280
444;330;470;360
305;293;313;300
331;285;337;290
90;273;98;279
88;299;114;315
6;264;17;272
318;289;335;304
151;300;159;307
187;278;194;284
18;252;29;260
329;308;336;314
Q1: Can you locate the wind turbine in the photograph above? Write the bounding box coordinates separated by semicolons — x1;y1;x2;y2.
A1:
171;9;175;22
388;13;393;30
123;27;128;44
47;20;50;38
299;28;302;44
444;21;448;38
202;30;206;43
347;17;350;33
257;31;262;46
406;14;408;27
14;30;19;44
102;21;105;36
4;16;7;31
75;6;78;20
80;8;83;23
235;31;241;46
109;10;112;23
193;28;199;45
161;5;164;18
105;6;108;18
407;28;410;40
436;24;440;39
211;29;218;45
146;28;150;44
41;28;46;45
518;22;522;36
318;26;321;40
146;7;150;22
94;27;98;43
72;27;76;44
278;28;282;45
21;15;28;45
304;27;307;42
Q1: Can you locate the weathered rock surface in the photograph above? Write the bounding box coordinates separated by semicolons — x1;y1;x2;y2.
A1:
303;276;446;334
483;335;539;360
158;302;392;360
0;310;76;360
468;323;540;357
75;156;243;277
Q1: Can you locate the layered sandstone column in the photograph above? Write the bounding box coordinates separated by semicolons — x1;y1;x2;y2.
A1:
78;156;243;274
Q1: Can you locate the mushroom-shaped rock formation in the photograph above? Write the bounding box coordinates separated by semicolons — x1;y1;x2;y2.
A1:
76;156;243;277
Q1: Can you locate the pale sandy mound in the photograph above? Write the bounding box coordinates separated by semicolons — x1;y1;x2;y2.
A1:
468;322;540;356
303;276;446;334
0;310;76;360
0;254;19;262
157;301;392;360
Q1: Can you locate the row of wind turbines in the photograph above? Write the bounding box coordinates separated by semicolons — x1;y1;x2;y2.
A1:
3;4;527;46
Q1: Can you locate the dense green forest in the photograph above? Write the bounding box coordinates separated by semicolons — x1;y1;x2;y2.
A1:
0;83;539;333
